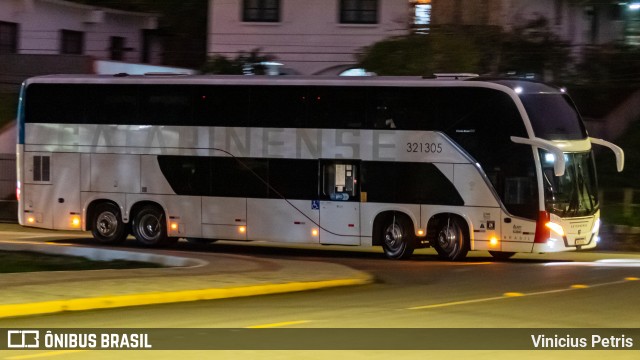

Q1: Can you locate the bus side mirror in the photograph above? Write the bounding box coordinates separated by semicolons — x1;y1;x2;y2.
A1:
510;136;566;177
590;137;624;172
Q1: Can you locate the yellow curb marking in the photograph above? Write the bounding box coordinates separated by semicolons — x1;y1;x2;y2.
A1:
246;320;311;328
4;350;87;360
503;292;525;297
0;277;372;319
626;277;639;281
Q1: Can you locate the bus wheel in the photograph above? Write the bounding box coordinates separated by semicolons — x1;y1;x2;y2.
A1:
489;251;515;260
91;203;128;244
381;216;415;260
434;217;468;261
132;205;168;247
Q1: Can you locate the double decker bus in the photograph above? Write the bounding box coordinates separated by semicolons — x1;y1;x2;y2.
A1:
16;74;624;260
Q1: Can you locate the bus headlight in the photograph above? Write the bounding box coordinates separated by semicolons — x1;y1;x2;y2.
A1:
592;218;601;233
545;222;565;237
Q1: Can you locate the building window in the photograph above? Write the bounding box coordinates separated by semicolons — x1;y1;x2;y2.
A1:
61;30;84;55
0;21;18;54
110;36;125;61
340;0;378;24
142;29;161;63
412;0;431;32
624;3;640;46
243;0;280;22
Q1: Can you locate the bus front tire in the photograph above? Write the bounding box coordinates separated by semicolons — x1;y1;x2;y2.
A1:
381;216;415;260
91;203;128;244
132;205;170;247
433;217;468;261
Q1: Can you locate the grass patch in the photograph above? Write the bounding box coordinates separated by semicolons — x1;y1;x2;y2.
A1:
0;250;161;273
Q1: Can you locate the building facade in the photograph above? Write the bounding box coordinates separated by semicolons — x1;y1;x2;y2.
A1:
0;0;161;63
208;0;411;75
208;0;638;75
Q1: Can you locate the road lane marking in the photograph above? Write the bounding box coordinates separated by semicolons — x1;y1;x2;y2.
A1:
4;350;87;360
246;320;311;328
626;277;639;281
570;284;589;289
408;296;508;310
443;262;494;266
545;259;640;268
408;278;634;310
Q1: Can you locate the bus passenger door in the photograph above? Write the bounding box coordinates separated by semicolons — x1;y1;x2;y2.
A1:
52;153;81;230
319;161;360;245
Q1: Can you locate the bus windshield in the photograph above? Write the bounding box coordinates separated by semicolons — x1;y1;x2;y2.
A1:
521;94;587;140
540;150;599;217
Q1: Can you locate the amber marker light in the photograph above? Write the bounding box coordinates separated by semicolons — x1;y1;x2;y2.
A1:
170;222;179;231
70;215;81;228
490;237;499;247
311;229;319;237
417;229;425;236
239;226;246;234
27;216;35;224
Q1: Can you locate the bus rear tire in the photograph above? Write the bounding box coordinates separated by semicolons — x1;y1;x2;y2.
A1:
433;216;468;261
489;251;515;260
132;205;169;247
91;203;128;244
381;215;415;260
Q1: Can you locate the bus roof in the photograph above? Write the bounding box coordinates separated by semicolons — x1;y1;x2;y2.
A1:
22;74;565;95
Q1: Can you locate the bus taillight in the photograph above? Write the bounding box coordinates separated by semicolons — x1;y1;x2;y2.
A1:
534;211;550;244
16;181;20;201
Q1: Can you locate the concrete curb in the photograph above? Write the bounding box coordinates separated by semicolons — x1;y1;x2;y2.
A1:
0;276;372;319
0;240;208;268
0;240;374;319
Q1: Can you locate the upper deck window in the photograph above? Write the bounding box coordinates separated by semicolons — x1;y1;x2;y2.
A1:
520;94;587;141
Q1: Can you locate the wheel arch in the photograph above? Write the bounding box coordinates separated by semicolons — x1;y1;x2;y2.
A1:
86;198;124;231
372;210;417;246
426;212;473;250
129;200;167;225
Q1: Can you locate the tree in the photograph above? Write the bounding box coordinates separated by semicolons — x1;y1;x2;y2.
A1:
357;17;571;80
498;16;573;82
357;29;484;76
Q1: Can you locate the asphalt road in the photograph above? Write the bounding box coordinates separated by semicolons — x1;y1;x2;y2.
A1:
1;236;639;359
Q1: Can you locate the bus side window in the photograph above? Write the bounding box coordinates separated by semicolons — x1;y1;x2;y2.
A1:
373;104;396;129
322;161;358;201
